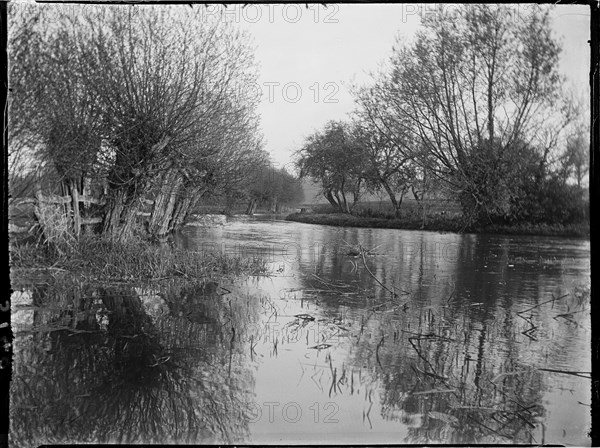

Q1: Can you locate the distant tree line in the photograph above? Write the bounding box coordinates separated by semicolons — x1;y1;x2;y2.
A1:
9;5;303;241
296;5;588;226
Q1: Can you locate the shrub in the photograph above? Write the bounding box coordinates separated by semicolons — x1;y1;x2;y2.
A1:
510;176;588;225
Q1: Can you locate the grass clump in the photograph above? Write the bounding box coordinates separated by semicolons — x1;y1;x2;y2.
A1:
32;202;77;253
10;234;269;287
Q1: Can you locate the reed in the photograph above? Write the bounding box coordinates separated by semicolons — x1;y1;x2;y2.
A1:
11;234;269;287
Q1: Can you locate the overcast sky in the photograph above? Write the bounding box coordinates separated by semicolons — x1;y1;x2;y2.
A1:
217;4;591;169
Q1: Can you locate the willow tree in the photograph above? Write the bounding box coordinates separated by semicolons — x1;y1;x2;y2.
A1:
243;164;304;215
9;5;107;240
208;137;269;216
352;83;423;217
61;7;260;239
8;5;48;199
152;98;265;234
295;121;366;213
386;5;565;224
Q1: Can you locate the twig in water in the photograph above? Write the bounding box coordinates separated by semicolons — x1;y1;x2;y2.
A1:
412;388;457;395
408;336;448;381
375;334;384;368
413;364;449;381
537;368;591;378
521;325;538;341
359;244;403;300
328;363;337;397
517;294;569;315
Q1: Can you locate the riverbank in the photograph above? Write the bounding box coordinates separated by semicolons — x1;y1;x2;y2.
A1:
285;213;590;238
10;235;269;289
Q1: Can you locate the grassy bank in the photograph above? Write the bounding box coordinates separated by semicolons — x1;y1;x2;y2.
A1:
10;235;269;289
285;212;590;238
193;204;294;216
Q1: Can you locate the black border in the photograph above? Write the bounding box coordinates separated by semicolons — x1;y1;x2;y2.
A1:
1;2;596;448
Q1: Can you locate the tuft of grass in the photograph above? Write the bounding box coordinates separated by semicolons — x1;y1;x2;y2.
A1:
10;235;270;288
32;202;77;256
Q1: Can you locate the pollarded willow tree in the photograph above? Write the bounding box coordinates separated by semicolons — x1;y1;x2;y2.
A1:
179;114;267;220
10;5;264;240
9;5;104;204
145;47;264;236
72;7;261;238
8;6;49;198
384;5;570;224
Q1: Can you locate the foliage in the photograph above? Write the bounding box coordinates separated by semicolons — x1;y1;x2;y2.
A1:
343;4;587;227
510;175;588;225
9;5;264;240
558;129;589;188
244;165;304;214
352;76;432;216
295;121;367;213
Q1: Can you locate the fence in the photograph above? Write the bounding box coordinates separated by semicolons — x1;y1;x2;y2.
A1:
10;183;154;238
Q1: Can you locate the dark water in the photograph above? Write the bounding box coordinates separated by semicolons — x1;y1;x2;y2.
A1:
11;216;591;445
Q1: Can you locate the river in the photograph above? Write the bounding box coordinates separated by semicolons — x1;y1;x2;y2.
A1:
11;216;591;446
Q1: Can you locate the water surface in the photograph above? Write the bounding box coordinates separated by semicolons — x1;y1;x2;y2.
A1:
11;216;591;445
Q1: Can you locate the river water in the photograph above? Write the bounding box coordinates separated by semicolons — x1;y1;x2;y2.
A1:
11;216;591;446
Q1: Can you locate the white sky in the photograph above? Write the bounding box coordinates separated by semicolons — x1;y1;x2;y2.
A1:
218;3;591;169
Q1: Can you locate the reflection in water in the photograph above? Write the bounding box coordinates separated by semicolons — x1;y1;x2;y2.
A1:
11;281;257;446
11;217;591;446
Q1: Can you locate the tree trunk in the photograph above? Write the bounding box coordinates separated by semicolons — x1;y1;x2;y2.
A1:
246;198;257;215
169;195;194;231
168;187;206;232
339;177;350;213
103;190;126;235
349;178;362;212
148;170;183;237
118;202;140;241
340;189;350;213
351;191;360;212
459;190;485;226
103;189;138;240
69;179;81;239
271;196;278;213
333;190;345;213
324;189;341;211
420;188;427;229
381;181;400;217
412;185;424;219
397;187;407;212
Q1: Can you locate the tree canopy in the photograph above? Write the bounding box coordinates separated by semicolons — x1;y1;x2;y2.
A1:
296;4;588;227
